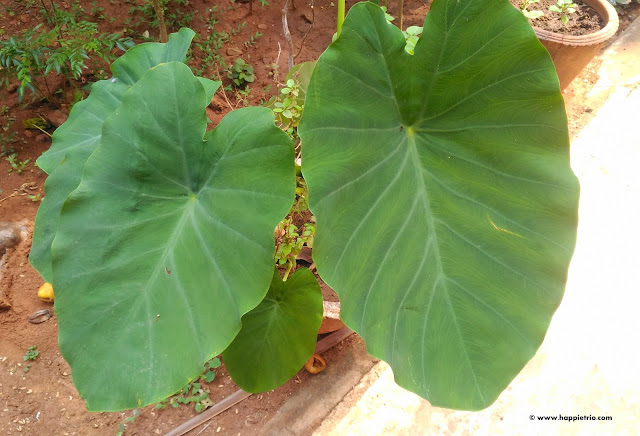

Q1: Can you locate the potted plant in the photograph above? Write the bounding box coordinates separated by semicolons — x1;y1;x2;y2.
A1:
30;0;579;413
526;0;619;89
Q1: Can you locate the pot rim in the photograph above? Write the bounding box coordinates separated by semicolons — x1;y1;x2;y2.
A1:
532;0;619;46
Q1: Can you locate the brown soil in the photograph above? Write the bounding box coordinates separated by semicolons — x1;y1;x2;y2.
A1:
513;0;605;35
1;0;639;435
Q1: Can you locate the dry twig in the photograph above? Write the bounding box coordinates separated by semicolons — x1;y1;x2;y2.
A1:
282;0;294;71
214;66;234;111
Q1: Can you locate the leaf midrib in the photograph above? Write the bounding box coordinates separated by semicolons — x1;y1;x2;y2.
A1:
407;132;486;406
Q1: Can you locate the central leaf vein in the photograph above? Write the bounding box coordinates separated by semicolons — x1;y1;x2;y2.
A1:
408;134;485;404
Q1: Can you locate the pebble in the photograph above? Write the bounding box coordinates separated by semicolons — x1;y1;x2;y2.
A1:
257;24;267;30
0;223;22;256
48;110;69;127
36;134;50;143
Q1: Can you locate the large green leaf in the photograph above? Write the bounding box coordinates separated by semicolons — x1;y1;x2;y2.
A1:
222;268;323;392
31;29;221;282
298;0;579;410
51;62;294;411
36;28;198;174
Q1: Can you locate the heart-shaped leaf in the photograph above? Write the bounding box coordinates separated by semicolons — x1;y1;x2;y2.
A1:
51;62;294;411
299;0;579;410
222;268;323;392
31;29;221;282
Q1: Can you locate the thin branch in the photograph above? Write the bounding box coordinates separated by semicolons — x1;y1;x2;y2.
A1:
282;0;294;71
0;186;30;204
33;115;52;137
0;192;20;204
39;0;51;22
273;42;282;84
214;66;234;111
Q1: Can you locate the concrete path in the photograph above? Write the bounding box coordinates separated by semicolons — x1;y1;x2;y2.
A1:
266;18;640;436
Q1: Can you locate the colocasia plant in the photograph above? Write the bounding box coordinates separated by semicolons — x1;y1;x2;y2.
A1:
32;0;579;413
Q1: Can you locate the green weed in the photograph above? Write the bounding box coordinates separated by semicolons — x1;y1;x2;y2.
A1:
0;3;133;103
275;177;315;280
548;0;577;25
23;345;39;361
155;357;221;413
6;153;30;174
227;58;255;87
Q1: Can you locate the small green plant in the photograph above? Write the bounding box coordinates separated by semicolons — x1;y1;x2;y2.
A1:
234;85;252;106
0;4;133;102
6;153;30;174
227;58;255;87
190;8;245;78
549;0;577;25
0;105;8;115
90;1;106;19
275;177;315;281
155;357;220;413
115;410;140;436
270;78;303;137
521;0;544;19
403;26;423;55
380;6;395;22
382;7;423;54
0;144;16;158
127;0;195;38
244;31;262;49
1;117;18;150
23;345;39;361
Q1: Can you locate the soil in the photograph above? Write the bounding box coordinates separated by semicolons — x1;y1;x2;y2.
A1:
1;0;639;435
513;0;605;35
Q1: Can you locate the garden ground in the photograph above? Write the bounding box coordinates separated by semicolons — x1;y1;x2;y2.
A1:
1;1;639;435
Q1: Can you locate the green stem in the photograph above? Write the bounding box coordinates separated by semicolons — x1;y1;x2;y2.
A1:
283;262;294;281
337;0;345;38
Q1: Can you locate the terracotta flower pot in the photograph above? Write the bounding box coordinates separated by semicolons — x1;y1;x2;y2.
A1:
533;0;619;90
319;300;345;334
